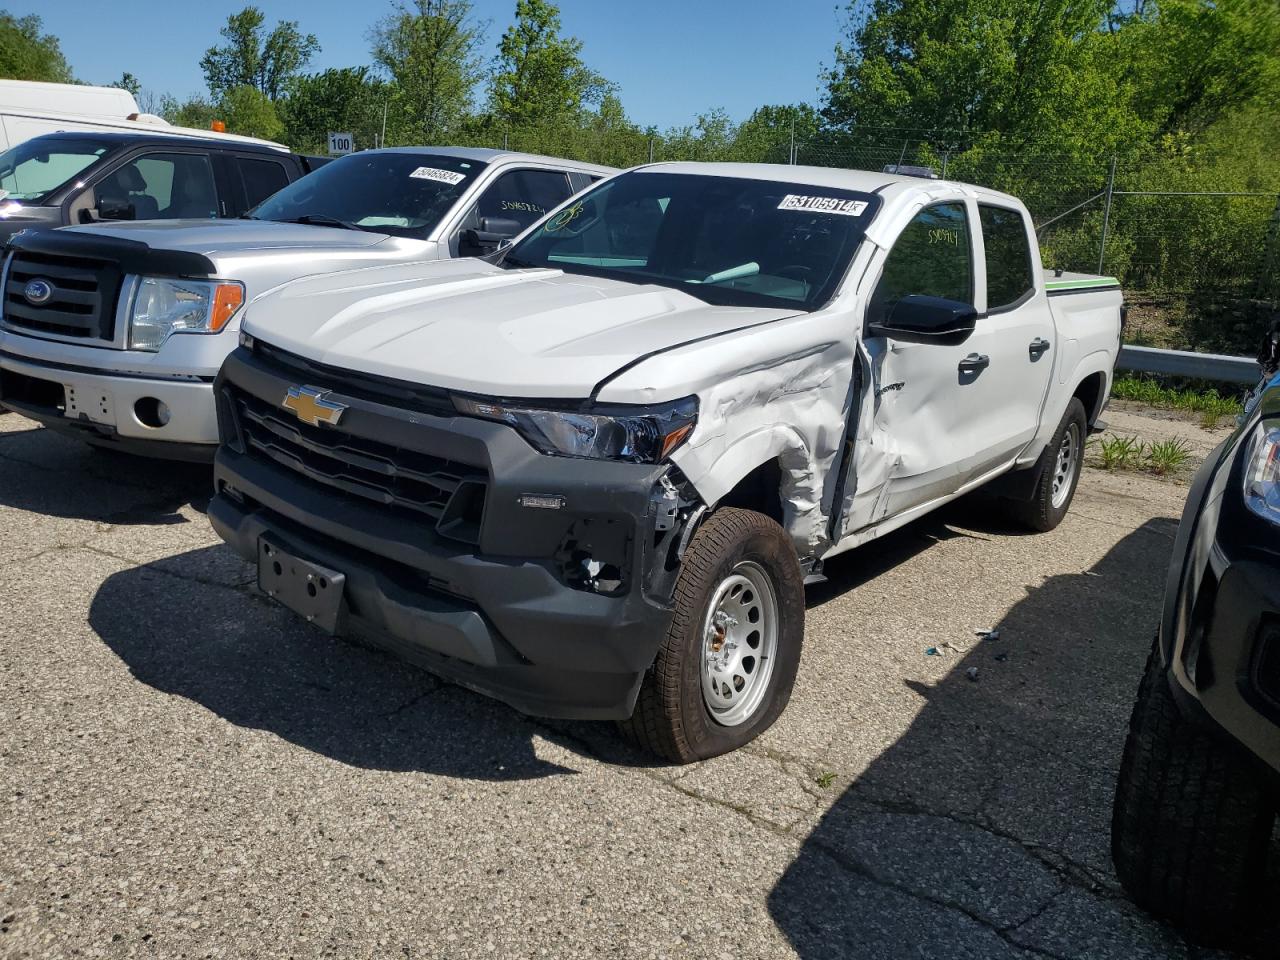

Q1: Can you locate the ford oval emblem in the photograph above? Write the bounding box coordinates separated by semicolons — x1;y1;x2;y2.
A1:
23;278;53;305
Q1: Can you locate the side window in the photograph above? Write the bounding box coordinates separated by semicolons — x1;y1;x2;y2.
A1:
980;205;1035;310
95;152;217;220
475;169;573;230
869;202;972;322
238;157;291;209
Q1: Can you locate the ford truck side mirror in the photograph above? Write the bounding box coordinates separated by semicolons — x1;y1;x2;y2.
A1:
867;295;978;345
462;217;522;256
82;197;135;223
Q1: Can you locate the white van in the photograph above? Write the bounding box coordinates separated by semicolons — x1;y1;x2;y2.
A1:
0;79;283;151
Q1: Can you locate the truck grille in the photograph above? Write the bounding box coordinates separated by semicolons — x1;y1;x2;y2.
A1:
3;251;122;341
226;383;487;545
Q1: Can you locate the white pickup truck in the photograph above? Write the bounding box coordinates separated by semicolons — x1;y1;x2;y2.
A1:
0;147;611;458
208;163;1123;761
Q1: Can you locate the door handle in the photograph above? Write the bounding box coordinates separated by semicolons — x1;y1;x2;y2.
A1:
958;353;990;374
1029;337;1051;359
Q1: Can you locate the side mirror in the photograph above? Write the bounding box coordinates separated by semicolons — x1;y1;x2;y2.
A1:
867;295;977;345
82;198;135;223
462;216;523;255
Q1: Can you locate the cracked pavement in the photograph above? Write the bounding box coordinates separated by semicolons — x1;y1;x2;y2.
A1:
0;412;1273;959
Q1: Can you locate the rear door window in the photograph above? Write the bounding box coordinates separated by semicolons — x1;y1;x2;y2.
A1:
980;204;1035;310
238;157;291;209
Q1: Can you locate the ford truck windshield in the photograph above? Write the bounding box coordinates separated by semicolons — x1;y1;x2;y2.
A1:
0;136;111;203
503;171;880;310
250;152;487;239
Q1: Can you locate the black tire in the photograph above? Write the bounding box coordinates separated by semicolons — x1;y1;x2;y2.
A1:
1007;397;1086;532
617;507;805;764
1111;638;1274;945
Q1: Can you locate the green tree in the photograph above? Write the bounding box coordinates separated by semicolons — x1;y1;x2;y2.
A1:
662;109;736;162
370;0;486;144
0;11;73;83
1127;0;1280;135
219;84;285;141
488;0;607;127
161;94;219;130
732;104;821;163
279;67;389;153
201;6;320;100
112;72;141;96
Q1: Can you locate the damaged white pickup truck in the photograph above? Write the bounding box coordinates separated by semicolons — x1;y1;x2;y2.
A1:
209;163;1122;761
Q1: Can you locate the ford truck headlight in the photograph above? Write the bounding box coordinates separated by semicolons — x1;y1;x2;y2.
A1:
453;396;697;463
1244;421;1280;525
128;277;244;352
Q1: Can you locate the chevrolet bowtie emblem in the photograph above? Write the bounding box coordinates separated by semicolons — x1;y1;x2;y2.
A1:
282;385;346;427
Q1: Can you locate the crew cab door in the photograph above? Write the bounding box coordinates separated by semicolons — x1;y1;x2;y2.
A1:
970;203;1055;464
856;199;1053;523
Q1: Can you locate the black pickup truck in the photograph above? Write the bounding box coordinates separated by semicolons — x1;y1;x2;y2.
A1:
0;130;327;241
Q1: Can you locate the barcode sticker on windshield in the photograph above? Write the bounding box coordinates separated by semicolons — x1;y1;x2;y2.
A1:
778;194;868;217
409;167;466;185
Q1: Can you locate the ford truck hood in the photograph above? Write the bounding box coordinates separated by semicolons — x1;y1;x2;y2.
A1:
64;218;393;255
243;259;799;398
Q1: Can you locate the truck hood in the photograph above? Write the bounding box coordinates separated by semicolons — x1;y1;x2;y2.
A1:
63;218;392;255
244;259;799;398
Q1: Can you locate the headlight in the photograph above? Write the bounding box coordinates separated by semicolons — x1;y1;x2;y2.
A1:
128;277;244;351
453;395;697;463
1243;421;1280;524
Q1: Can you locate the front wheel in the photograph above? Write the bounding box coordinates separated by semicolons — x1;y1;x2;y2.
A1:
1111;639;1274;945
617;507;805;763
1006;397;1086;532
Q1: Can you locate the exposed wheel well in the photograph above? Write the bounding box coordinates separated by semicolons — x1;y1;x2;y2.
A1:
716;459;784;525
1073;372;1107;426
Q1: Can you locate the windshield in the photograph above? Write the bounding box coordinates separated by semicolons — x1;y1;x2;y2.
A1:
504;171;881;310
251;152;486;238
0;136;112;203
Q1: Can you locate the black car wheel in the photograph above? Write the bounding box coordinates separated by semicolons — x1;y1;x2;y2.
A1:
1111;637;1275;944
617;508;804;764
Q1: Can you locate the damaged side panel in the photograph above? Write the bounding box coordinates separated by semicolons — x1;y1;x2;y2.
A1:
596;302;866;558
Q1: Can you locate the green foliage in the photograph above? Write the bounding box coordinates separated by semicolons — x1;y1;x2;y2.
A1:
1145;437;1194;475
732;104;821;163
662;109;737;162
161;95;219;131
1110;374;1242;419
219;84;285;141
0;11;73;83
488;0;607;126
280;68;389;154
1096;434;1145;471
370;0;486;144
201;6;320;100
112;72;141;96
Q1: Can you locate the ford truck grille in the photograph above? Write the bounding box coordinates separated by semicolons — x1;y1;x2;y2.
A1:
225;383;487;545
3;251;122;342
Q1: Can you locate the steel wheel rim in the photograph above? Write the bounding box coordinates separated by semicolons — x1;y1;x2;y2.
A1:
1051;423;1080;509
700;560;779;727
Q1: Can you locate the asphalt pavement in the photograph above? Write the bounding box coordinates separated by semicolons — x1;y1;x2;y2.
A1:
0;411;1272;959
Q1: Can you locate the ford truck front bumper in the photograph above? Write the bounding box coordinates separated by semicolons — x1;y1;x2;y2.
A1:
209;343;680;720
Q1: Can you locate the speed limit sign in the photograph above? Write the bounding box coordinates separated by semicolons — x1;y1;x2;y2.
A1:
327;132;354;155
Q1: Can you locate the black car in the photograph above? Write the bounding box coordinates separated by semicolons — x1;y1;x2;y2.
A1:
0;130;326;240
1112;325;1280;945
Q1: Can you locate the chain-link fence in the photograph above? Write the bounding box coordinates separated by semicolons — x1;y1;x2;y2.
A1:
457;123;1280;354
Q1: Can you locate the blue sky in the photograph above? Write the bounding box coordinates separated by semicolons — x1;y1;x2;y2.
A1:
20;0;849;129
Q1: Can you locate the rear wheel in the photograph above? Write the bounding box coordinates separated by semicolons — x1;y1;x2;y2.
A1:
1007;397;1086;531
618;507;804;763
1111;638;1274;944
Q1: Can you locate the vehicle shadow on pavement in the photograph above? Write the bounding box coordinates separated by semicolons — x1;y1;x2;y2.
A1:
0;424;210;524
769;515;1280;960
87;544;577;781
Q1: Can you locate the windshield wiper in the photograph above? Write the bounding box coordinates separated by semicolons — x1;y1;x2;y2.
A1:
272;214;368;232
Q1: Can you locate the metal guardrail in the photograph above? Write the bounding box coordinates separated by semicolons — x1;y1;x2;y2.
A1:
1117;345;1261;384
